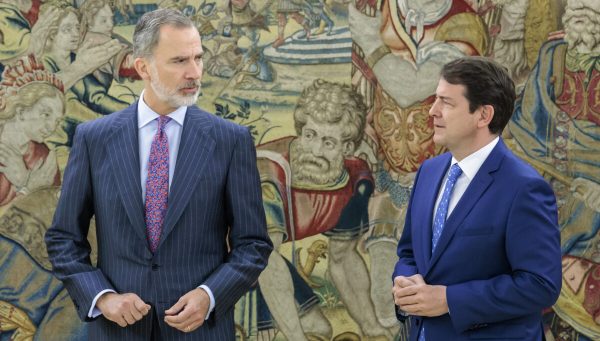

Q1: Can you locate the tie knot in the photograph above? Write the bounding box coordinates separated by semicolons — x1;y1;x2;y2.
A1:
448;163;463;182
157;116;171;131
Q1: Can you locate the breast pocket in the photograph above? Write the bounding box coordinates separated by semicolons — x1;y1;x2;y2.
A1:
455;224;493;236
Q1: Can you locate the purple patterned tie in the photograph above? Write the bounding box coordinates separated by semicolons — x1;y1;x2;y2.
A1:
145;115;171;252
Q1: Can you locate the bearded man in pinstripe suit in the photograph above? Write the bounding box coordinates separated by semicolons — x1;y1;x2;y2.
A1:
45;8;272;340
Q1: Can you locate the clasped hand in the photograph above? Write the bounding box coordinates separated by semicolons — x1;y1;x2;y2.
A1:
392;274;449;317
98;288;210;333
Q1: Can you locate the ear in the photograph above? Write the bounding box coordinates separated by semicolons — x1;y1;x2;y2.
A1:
342;141;355;157
478;104;494;128
134;57;151;81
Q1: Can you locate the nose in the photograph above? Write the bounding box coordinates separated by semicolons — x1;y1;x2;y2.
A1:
186;59;203;80
429;98;441;117
311;140;323;156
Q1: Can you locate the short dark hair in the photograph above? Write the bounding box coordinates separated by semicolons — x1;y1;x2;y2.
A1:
441;56;515;135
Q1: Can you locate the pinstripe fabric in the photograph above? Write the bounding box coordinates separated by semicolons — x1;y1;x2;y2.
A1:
45;103;273;340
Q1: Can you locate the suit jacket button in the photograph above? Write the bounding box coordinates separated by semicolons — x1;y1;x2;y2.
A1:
152;264;159;271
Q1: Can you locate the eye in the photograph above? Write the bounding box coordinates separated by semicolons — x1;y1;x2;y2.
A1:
436;98;451;107
303;131;314;139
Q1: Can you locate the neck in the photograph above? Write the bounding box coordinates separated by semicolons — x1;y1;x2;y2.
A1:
142;88;177;115
451;134;498;162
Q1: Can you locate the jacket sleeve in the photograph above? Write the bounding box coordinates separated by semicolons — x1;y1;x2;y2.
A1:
202;127;273;320
44;124;115;321
393;165;423;280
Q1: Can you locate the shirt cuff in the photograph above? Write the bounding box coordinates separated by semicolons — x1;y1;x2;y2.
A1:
199;285;215;320
88;289;117;318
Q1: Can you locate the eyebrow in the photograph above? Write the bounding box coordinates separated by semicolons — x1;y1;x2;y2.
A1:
436;95;454;102
169;53;204;62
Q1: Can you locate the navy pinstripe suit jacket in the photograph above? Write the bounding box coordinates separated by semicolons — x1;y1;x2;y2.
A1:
45;103;273;340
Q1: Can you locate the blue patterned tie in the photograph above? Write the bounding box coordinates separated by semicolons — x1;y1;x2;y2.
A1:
145;116;171;252
432;163;463;252
419;163;462;341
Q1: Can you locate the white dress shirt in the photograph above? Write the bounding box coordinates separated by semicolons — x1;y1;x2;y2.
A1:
89;92;215;319
433;137;500;220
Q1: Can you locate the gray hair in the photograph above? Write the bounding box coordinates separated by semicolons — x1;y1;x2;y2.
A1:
133;8;194;58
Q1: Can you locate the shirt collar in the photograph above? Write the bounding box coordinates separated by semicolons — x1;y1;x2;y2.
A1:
137;90;187;129
451;136;499;180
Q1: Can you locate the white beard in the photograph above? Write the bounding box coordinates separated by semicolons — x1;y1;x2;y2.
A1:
149;63;200;108
563;8;600;54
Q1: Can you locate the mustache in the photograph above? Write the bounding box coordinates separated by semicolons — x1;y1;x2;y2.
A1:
179;81;201;90
296;153;330;169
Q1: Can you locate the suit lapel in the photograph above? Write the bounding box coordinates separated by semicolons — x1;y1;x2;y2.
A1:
158;107;215;249
426;140;506;274
107;104;147;243
419;156;450;271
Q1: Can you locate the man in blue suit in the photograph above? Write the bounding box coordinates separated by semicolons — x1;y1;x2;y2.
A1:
392;57;562;340
45;8;272;340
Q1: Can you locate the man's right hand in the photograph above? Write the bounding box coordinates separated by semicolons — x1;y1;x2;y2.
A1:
393;274;425;304
96;292;151;327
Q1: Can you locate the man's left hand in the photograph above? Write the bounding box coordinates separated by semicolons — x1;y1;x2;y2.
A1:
164;288;210;333
394;283;448;317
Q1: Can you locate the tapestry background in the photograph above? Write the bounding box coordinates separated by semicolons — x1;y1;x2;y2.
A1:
1;0;599;340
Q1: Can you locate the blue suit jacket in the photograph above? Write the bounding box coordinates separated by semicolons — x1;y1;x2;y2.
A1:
394;139;561;340
45;103;273;340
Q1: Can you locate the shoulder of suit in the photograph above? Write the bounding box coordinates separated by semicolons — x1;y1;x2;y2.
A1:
77;110;123;129
502;149;548;182
421;152;452;168
188;105;249;135
74;104;135;141
487;148;551;195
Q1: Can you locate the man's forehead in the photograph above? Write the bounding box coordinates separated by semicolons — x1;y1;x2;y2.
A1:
303;116;346;135
156;25;201;45
436;78;467;96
